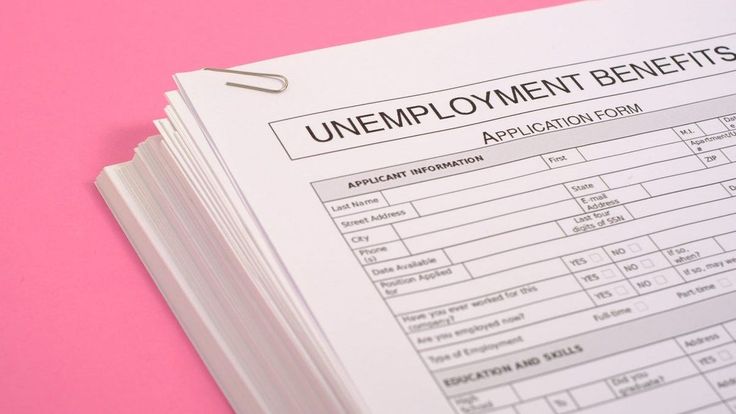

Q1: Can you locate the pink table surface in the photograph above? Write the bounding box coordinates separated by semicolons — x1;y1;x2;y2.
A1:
0;1;572;412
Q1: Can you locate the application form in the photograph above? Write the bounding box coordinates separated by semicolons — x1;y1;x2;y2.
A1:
173;1;736;412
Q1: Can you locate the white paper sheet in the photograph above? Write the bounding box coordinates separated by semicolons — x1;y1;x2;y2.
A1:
174;1;736;412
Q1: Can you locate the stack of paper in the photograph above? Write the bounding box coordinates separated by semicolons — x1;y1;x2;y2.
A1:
98;1;736;412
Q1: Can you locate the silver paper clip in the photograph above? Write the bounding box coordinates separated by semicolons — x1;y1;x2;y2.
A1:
203;67;289;93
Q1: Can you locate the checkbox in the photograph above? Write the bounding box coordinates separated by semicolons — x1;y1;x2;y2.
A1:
634;302;648;311
590;253;602;263
615;286;628;295
641;259;654;269
655;275;667;285
628;243;642;253
718;350;732;361
719;278;733;288
602;269;615;279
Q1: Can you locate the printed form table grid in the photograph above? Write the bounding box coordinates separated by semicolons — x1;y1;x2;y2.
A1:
311;96;736;414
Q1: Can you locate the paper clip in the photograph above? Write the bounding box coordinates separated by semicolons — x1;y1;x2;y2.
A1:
203;67;289;93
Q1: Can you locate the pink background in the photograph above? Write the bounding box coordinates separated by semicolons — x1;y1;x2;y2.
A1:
0;1;571;412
